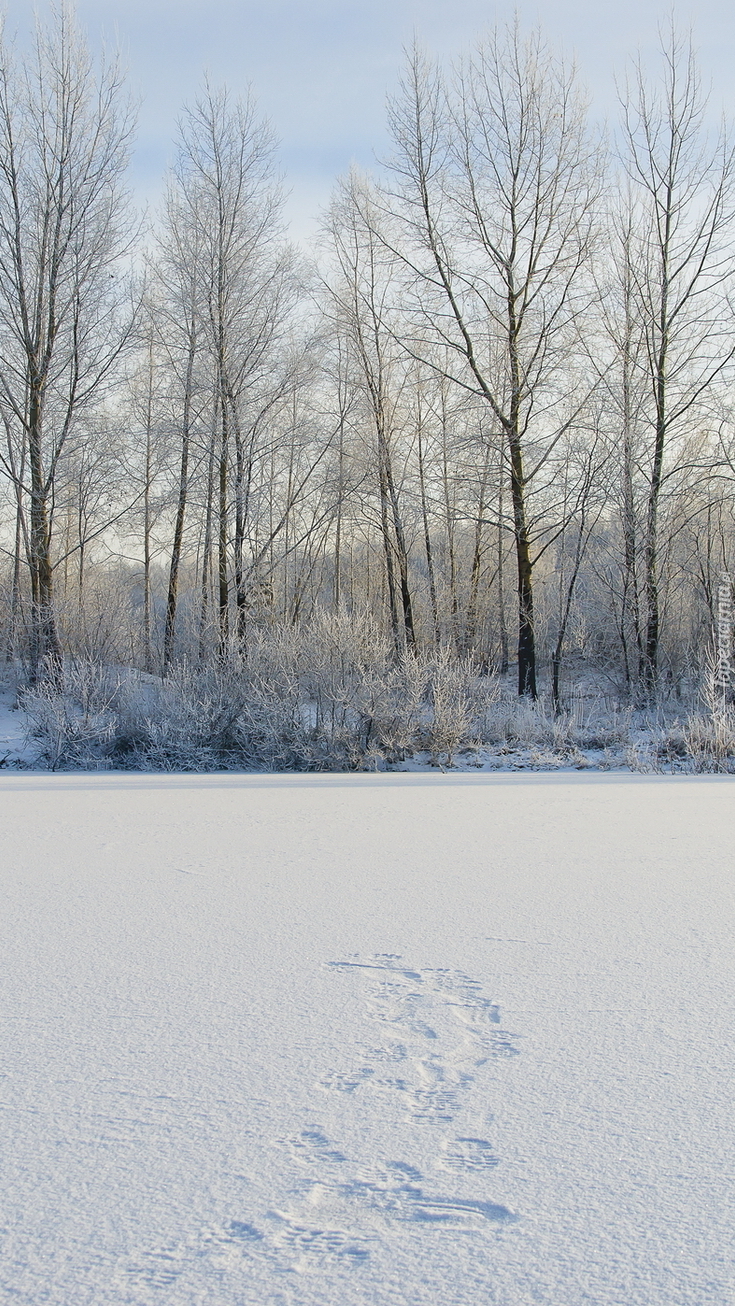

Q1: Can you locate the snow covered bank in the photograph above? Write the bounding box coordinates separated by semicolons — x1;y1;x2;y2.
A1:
1;773;733;1305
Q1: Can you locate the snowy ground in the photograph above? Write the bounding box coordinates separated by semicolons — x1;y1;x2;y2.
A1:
1;772;734;1306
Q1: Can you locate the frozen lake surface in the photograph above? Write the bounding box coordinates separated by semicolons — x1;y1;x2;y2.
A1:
1;772;733;1305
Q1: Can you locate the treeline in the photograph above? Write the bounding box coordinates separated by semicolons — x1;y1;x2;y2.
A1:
1;9;734;709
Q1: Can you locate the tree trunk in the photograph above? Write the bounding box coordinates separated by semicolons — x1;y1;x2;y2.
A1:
643;375;666;700
5;479;24;663
377;448;401;659
441;403;459;652
465;441;491;655
417;407;439;645
497;464;509;676
198;413;217;662
508;429;536;697
218;388;229;657
28;384;61;682
142;362;154;674
163;329;196;673
380;424;416;654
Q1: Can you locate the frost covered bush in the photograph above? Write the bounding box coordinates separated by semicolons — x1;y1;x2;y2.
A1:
681;714;735;771
422;647;499;764
680;672;735;772
237;613;499;768
18;614;502;771
21;659;120;769
482;693;633;755
26;634;691;774
296;615;499;765
112;661;252;769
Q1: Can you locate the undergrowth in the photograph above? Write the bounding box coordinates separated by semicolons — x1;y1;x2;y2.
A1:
16;614;735;773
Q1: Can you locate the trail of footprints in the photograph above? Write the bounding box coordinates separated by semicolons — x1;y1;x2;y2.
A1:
200;956;519;1280
324;955;518;1129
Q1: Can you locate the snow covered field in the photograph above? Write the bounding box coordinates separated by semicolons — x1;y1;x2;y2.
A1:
1;772;734;1306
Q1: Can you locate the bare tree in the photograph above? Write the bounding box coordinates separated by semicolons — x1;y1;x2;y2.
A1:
384;26;600;694
618;26;735;697
324;171;417;657
150;181;212;672
173;83;297;655
0;6;136;677
592;190;649;692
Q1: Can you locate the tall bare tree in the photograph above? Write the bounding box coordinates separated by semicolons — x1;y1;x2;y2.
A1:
173;83;296;654
150;183;210;672
384;26;600;694
618;27;735;697
0;6;135;677
324;171;416;657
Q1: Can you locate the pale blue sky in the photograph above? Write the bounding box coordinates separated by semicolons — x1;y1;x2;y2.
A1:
2;0;734;242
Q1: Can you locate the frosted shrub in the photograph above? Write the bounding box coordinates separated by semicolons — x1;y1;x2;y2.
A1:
298;624;499;765
112;660;255;769
262;612;380;760
482;693;632;755
289;610;406;760
14;618;526;771
624;740;664;773
681;672;735;772
423;649;499;764
682;712;735;770
21;659;121;769
236;653;313;769
347;654;424;761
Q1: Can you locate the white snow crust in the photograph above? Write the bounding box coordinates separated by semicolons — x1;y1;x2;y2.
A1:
1;772;733;1305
